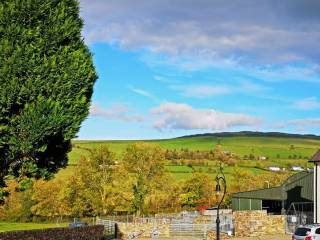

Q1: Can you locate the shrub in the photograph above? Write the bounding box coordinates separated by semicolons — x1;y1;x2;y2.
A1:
0;225;105;240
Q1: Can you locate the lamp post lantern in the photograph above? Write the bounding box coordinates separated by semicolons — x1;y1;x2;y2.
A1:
215;164;226;240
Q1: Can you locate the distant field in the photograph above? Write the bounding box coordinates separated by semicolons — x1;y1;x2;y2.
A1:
54;135;320;181
164;164;269;182
0;222;68;232
71;136;320;160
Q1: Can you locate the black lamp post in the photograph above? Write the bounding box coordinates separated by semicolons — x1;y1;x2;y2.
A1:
215;164;226;240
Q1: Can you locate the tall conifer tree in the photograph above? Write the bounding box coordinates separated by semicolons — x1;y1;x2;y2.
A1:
0;0;97;185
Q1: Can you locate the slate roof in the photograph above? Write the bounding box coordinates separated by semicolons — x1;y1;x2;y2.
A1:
309;150;320;163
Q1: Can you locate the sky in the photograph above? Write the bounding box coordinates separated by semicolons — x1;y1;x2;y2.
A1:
77;0;320;140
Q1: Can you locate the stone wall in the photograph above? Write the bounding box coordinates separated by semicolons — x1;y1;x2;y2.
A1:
116;210;285;239
233;210;285;237
117;222;170;239
206;231;232;240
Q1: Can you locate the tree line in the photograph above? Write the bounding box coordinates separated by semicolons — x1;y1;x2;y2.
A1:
0;143;292;221
0;143;220;221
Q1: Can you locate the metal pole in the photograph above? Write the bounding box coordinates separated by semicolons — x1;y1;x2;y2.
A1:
216;206;220;240
215;165;226;240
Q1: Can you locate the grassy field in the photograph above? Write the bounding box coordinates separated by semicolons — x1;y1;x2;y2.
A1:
54;134;320;181
164;164;270;181
71;135;320;160
0;222;68;232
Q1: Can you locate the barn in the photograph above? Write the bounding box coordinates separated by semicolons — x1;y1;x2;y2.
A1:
231;150;320;224
232;171;313;214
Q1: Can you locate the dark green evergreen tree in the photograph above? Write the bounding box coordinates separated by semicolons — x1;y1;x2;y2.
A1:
0;0;97;185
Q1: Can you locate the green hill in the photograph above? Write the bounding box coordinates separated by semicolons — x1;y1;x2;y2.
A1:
56;132;320;181
71;131;320;159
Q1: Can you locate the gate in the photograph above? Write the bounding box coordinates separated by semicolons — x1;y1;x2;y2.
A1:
169;213;233;239
96;218;117;238
286;202;314;234
169;223;212;239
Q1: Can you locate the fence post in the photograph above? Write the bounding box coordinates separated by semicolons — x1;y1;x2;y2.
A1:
115;222;118;239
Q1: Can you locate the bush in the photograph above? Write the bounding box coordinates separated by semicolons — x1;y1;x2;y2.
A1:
0;225;105;240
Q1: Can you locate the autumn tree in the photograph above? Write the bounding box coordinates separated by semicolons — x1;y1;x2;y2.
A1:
230;167;254;193
1;180;33;221
180;172;216;208
122;143;166;215
0;0;97;185
64;161;102;217
64;146;130;217
31;179;70;218
230;167;293;193
144;174;182;214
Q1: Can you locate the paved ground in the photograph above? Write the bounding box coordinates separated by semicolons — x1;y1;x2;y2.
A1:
154;235;292;240
232;235;291;240
156;235;292;239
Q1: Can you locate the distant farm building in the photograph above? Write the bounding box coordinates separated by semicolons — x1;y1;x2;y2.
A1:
292;166;304;171
232;150;320;225
268;166;281;172
232;171;313;214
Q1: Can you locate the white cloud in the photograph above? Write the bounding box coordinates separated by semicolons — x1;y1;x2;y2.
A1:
153;75;171;83
128;86;152;98
170;80;267;98
90;103;144;122
151;102;261;130
172;85;231;98
293;97;320;110
80;0;320;65
251;65;320;83
127;86;160;103
143;52;320;83
289;118;320;127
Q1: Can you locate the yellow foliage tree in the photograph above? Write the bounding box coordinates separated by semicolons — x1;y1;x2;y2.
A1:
180;172;217;208
145;174;181;214
31;179;70;218
1;180;33;221
230;167;293;193
64;146;132;216
122;143;167;215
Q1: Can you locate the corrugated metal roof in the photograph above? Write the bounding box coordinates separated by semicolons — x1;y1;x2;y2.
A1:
309;150;320;162
232;171;313;201
232;186;284;200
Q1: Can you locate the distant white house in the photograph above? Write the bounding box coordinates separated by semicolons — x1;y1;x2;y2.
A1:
259;156;267;160
292;166;304;171
223;151;231;155
223;151;237;158
268;166;281;172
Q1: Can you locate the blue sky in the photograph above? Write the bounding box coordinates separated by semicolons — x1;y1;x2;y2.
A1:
78;0;320;140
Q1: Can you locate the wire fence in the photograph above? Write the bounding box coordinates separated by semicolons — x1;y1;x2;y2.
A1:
286;202;314;234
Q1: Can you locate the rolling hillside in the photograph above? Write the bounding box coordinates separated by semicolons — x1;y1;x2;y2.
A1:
57;132;320;181
71;131;320;160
